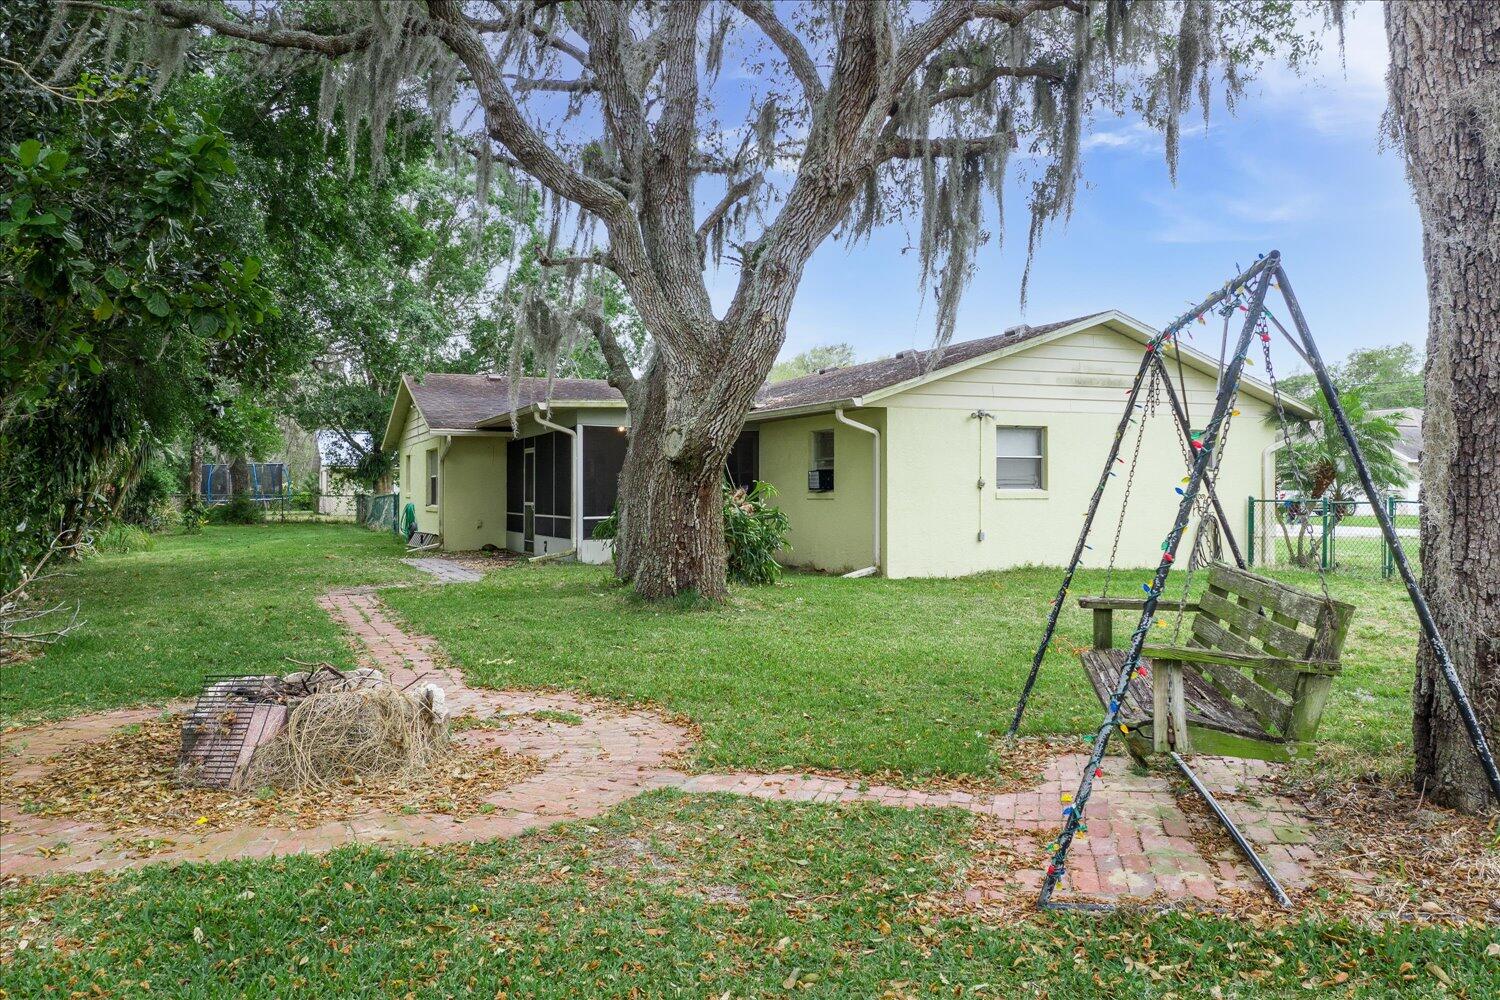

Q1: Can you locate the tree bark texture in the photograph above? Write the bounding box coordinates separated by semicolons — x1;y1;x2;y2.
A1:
1387;1;1499;813
188;437;204;498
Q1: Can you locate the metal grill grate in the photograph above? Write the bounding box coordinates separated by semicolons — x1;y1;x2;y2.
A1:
178;674;286;788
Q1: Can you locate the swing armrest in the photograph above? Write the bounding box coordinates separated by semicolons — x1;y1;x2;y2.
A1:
1078;599;1199;650
1141;645;1342;676
1076;598;1199;612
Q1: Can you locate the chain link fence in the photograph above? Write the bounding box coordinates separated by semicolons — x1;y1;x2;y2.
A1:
1246;496;1419;579
168;491;400;534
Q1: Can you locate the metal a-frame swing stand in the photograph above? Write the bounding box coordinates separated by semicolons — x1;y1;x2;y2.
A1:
1007;251;1500;912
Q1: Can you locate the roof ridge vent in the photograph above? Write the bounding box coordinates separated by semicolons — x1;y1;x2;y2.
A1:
814;365;842;375
1004;323;1032;337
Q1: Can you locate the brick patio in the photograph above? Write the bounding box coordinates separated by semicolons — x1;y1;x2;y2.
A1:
2;588;1326;907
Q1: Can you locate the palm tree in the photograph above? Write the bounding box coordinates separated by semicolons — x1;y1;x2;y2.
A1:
1267;388;1409;566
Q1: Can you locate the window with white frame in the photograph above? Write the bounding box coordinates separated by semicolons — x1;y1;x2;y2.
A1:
996;426;1045;490
425;448;438;506
405;454;412;498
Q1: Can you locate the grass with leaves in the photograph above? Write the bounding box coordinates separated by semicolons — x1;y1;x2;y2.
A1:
2;524;415;727
385;560;1421;783
3;792;1492;998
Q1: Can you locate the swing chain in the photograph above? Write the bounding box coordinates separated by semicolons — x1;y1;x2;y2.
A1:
1259;315;1340;612
1103;370;1161;598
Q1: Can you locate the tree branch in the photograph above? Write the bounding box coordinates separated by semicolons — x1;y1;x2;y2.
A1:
147;0;376;56
697;171;765;244
728;0;825;106
538;251;615;271
578;309;637;399
506;73;597;93
930;61;1065;103
425;1;624;221
891;0;1074;94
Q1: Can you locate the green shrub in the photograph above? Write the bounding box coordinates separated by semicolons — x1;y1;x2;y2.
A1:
592;479;790;587
723;481;791;585
179;493;206;534
94;523;154;554
207;494;264;525
120;459;177;531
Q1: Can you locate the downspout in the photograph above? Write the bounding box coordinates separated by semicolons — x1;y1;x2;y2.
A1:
534;404;578;560
834;406;880;578
972;410;994;542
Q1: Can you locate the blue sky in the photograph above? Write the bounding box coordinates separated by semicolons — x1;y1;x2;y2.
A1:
745;4;1423;377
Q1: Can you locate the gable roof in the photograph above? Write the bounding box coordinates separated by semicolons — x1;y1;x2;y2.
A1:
748;310;1314;419
381;311;1314;450
379;374;624;450
751;315;1095;415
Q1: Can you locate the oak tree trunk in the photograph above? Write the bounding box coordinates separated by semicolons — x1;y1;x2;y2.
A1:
614;415;730;601
1387;1;1499;813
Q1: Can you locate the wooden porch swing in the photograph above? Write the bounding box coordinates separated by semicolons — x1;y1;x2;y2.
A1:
1078;563;1354;763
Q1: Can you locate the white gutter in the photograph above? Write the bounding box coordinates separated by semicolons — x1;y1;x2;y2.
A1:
1261;438;1285;500
834;406;880;577
534;404;579;559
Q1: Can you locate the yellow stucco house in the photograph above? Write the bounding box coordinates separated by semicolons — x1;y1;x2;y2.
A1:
379;311;1312;578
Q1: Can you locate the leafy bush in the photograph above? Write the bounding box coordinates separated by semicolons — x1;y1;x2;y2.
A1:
722;481;791;586
94;523;154;554
179;493;206;534
207;495;264;525
593;480;791;587
119;458;177;531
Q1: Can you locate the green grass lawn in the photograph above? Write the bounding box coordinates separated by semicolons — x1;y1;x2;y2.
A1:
2;524;415;726
13;524;1421;783
4;792;1490;998
383;560;1422;782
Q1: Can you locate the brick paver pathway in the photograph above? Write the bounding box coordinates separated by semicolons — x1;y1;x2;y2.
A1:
2;589;1325;906
402;557;485;583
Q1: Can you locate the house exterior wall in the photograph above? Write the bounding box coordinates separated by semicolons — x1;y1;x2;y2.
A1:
397;406;440;536
879;326;1278;578
394;403;507;549
755;409;885;575
440;436;508;550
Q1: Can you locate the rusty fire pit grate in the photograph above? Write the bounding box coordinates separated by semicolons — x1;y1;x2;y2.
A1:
178;674;289;788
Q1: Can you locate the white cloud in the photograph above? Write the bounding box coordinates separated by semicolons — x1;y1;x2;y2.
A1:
1253;1;1390;137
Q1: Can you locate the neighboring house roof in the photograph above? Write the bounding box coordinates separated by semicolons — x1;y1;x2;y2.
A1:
316;430;371;468
1371;407;1423;463
381;311;1314;451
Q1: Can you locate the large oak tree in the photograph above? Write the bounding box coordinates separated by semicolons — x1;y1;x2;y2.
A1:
51;0;1330;599
1386;0;1499;813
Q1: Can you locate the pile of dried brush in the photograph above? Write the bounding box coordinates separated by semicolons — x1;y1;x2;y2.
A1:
246;682;449;792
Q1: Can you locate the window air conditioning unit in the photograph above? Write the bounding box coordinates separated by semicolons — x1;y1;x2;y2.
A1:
807;468;834;492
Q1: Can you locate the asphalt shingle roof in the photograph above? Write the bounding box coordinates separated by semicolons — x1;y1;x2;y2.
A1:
750;314;1101;413
402;314;1107;430
404;374;622;430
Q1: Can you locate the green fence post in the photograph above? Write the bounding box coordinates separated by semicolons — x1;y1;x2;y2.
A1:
1384;495;1396;579
1320;498;1330;571
1247;496;1256;566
